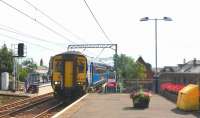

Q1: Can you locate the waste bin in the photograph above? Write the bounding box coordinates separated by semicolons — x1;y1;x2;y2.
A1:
176;84;199;111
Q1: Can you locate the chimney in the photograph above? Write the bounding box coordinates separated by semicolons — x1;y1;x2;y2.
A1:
183;58;186;64
193;58;197;66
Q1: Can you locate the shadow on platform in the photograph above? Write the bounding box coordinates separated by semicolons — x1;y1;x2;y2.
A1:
171;108;200;117
123;106;147;111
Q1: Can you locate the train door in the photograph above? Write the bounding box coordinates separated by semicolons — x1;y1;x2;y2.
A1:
64;61;73;88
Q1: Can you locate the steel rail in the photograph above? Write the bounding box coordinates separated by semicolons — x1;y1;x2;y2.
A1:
33;102;64;118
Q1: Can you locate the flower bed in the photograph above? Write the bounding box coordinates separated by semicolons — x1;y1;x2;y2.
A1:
160;82;184;102
160;82;185;94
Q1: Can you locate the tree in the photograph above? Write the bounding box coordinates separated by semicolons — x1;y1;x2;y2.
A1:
0;44;13;73
115;54;150;89
19;68;28;82
40;58;43;66
136;63;146;79
21;58;37;72
19;58;37;82
114;54;148;80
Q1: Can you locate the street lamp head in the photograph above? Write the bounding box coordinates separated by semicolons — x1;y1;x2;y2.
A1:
163;17;172;21
140;17;149;21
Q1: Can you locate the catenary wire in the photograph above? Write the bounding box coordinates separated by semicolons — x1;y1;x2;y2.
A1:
23;0;87;43
83;0;113;44
0;25;67;47
0;32;58;51
94;48;105;60
0;0;76;44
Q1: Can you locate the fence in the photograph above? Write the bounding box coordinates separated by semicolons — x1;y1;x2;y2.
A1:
158;72;200;94
122;79;153;93
158;72;200;107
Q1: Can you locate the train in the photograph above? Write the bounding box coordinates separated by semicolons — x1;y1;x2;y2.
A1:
49;51;88;99
24;73;40;93
25;72;49;93
49;51;116;99
87;62;115;87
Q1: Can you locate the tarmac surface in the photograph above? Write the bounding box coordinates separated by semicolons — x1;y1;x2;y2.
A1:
55;93;200;118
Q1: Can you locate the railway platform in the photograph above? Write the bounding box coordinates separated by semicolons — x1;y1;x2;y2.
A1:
0;82;52;97
53;93;199;118
0;90;29;97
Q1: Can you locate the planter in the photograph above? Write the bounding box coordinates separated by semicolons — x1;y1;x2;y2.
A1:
131;92;151;108
133;98;149;108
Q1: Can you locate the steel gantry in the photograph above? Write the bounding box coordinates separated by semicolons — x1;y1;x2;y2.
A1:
67;44;118;80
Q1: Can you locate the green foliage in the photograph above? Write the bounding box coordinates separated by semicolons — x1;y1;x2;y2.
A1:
114;54;145;80
0;44;38;82
19;68;28;82
0;44;13;73
22;58;37;72
136;64;146;79
19;58;37;82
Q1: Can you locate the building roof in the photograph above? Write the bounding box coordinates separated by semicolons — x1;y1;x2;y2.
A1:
34;66;48;74
160;66;178;72
177;58;200;73
136;56;152;70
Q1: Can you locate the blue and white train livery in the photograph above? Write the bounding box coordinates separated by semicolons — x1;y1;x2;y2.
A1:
87;62;115;87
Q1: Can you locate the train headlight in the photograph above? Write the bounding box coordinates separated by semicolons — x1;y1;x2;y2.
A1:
54;81;60;85
77;82;82;85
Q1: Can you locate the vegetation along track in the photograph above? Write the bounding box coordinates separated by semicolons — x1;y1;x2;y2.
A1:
0;93;53;118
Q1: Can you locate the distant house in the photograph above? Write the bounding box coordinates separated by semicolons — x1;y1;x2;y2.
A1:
159;58;200;73
160;66;178;73
177;58;200;73
136;56;153;79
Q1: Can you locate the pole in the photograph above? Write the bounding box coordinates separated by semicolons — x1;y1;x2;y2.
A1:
115;44;118;92
114;44;118;81
155;19;158;76
155;19;158;93
12;57;16;92
140;17;172;93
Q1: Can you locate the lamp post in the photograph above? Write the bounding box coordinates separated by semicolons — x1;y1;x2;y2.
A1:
140;17;172;93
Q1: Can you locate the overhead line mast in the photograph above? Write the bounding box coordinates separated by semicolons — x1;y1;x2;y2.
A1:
68;44;118;80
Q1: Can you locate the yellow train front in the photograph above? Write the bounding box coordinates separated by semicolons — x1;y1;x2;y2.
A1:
49;51;88;99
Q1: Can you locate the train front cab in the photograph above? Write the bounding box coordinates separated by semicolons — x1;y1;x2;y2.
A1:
51;53;87;99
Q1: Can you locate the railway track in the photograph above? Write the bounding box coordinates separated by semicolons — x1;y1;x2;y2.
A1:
0;93;53;113
0;93;53;118
33;102;64;118
9;98;65;118
0;92;84;118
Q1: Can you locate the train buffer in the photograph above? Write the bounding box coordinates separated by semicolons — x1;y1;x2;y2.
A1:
53;93;199;118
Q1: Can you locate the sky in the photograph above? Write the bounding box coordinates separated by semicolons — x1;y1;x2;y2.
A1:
0;0;200;68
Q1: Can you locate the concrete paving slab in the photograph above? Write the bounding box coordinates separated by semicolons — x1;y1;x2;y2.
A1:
55;93;200;118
